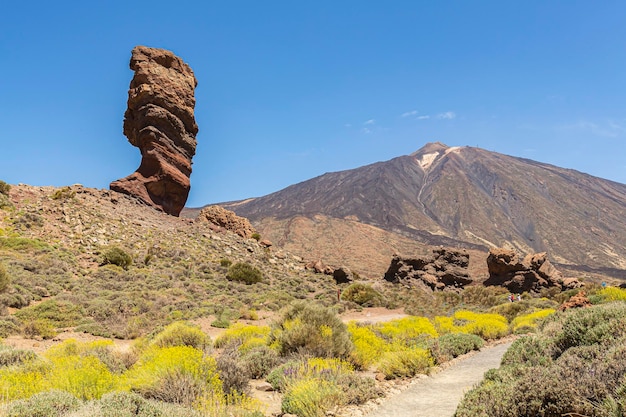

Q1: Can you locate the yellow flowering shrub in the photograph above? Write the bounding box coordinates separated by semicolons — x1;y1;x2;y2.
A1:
151;322;211;350
435;310;509;339
376;316;438;341
44;355;117;400
281;378;344;417
347;322;389;368
214;323;270;349
511;309;555;333
0;361;48;400
378;347;434;379
596;287;626;302
123;345;222;397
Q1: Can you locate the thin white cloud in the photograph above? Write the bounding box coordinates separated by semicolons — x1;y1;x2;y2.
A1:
559;120;624;138
401;110;419;118
361;127;372;134
436;111;456;120
417;115;431;120
364;119;375;125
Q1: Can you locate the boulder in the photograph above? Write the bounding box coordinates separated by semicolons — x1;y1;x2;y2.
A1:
333;266;353;284
383;248;473;291
196;205;256;239
559;291;591;311
484;247;581;293
110;46;198;216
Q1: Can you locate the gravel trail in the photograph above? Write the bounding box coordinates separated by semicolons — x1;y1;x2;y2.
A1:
365;341;513;417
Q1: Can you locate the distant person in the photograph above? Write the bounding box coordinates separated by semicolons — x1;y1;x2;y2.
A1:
517;294;522;302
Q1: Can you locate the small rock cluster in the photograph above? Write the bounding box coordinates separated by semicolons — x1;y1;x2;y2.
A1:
383;248;473;291
484;247;582;293
196;205;257;239
304;260;354;284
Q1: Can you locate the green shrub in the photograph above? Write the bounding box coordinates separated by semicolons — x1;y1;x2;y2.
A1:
341;283;383;307
226;262;263;285
270;302;353;359
336;373;382;405
219;258;232;267
378;348;433;379
0;345;38;367
15;299;84;327
216;348;250;395
90;391;163;416
251;233;261;241
100;247;132;269
500;335;555;367
429;333;484;363
0;262;10;293
5;390;81;417
0;317;21;337
50;187;76;200
281;378;343;417
0;180;10;196
151;322;211;351
22;319;58;339
241;345;281;379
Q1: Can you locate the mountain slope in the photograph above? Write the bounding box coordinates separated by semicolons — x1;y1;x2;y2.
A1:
213;142;626;275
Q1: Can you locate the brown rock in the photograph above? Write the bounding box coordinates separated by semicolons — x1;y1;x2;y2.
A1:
196;205;257;239
259;239;273;248
485;247;580;293
383;248;472;291
559;291;592;311
333;266;353;284
110;46;198;216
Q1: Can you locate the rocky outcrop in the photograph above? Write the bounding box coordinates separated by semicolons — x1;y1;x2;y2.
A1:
333;266;354;284
383;248;473;291
196;205;256;239
559;291;591;311
110;46;198;216
484;248;582;293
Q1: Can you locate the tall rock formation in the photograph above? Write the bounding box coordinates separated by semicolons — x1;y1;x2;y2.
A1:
110;46;198;216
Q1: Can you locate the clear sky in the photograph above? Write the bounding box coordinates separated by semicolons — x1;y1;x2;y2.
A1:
1;1;625;207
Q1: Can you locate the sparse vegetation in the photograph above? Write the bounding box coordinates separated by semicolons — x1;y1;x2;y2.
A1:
226;262;263;284
0;261;10;293
341;282;384;307
270;302;353;359
456;302;626;417
100;246;133;269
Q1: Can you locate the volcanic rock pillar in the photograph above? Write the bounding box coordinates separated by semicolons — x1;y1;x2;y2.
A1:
110;46;198;216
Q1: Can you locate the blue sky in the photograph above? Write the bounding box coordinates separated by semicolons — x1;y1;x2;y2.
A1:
1;1;625;207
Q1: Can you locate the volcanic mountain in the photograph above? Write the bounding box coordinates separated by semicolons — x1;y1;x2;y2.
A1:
190;142;626;278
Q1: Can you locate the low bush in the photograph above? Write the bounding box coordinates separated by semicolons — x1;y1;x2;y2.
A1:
0;261;10;293
22;319;58;339
456;303;626;417
0;345;38;367
281;378;343;417
4;389;81;417
227;262;263;285
216;348;250;395
376;316;438;342
151;322;211;351
378;347;433;379
50;187;76;200
124;345;222;406
270;302;353;359
429;333;484;363
16;299;84;328
0;180;10;196
435;310;509;339
340;283;383;307
100;247;132;269
240;345;281;379
347;322;389;369
214;323;270;350
0;317;21;337
510;308;555;334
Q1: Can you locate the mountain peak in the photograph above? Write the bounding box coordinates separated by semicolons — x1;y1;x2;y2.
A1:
411;141;450;156
410;142;463;170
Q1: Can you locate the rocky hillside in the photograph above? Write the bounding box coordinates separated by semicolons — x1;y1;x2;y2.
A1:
0;184;341;339
196;142;626;278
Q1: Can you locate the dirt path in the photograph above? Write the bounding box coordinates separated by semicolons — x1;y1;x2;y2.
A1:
364;341;513;417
